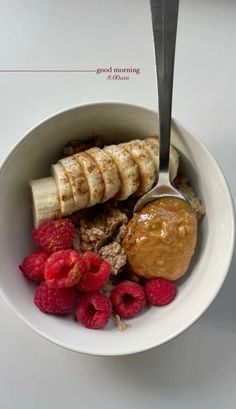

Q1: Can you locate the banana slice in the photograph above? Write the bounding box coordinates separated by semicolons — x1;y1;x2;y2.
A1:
143;137;179;180
59;156;90;210
104;144;139;200
124;140;156;196
87;147;121;202
170;145;179;180
76;152;104;206
29;177;61;227
51;163;75;215
142;138;158;171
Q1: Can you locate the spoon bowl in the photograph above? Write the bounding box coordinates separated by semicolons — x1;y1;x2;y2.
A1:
134;172;189;213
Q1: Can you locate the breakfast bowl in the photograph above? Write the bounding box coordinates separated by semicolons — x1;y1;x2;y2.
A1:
0;102;234;356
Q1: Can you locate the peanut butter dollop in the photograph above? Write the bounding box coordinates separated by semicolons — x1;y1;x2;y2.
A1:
123;198;197;280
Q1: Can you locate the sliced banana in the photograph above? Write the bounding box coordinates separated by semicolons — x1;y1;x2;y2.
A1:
59;156;90;210
143;137;179;180
51;163;75;215
123;140;156;196
76;152;104;206
141;137;158;171
29;177;61;227
87;147;121;202
29;137;180;226
104;144;139;200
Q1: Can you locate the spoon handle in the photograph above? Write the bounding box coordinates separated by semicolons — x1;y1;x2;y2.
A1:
150;0;179;178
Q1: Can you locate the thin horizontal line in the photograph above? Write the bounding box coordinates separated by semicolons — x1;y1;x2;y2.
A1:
0;69;96;73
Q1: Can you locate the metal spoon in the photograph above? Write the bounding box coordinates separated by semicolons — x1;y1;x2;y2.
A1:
134;0;188;213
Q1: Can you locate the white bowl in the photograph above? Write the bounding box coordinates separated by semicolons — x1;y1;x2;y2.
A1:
0;103;234;356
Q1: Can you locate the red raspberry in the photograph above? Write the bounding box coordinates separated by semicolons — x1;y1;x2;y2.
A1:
77;252;111;292
76;292;111;329
44;250;87;288
145;278;177;306
111;280;146;319
34;281;77;314
33;218;74;254
19;251;48;282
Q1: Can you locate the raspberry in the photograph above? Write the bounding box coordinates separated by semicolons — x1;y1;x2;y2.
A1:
34;281;77;314
111;280;146;319
77;252;111;292
33;218;74;254
44;250;87;288
145;278;176;306
19;251;48;282
76;292;111;329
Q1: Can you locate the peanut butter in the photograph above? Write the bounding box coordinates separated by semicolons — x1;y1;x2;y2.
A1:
123;197;197;280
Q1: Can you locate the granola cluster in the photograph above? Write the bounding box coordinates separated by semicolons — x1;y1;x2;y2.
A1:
63;135;104;157
174;174;205;220
72;202;129;275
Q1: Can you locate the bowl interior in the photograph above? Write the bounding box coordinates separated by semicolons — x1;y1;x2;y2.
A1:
0;103;234;355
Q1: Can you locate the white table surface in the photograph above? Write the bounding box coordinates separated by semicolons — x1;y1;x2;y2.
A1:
0;0;236;408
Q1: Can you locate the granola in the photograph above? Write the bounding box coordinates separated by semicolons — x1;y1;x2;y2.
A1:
114;314;131;332
102;279;115;297
174;174;205;220
99;241;127;275
77;203;128;253
113;223;128;244
63;135;104;157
